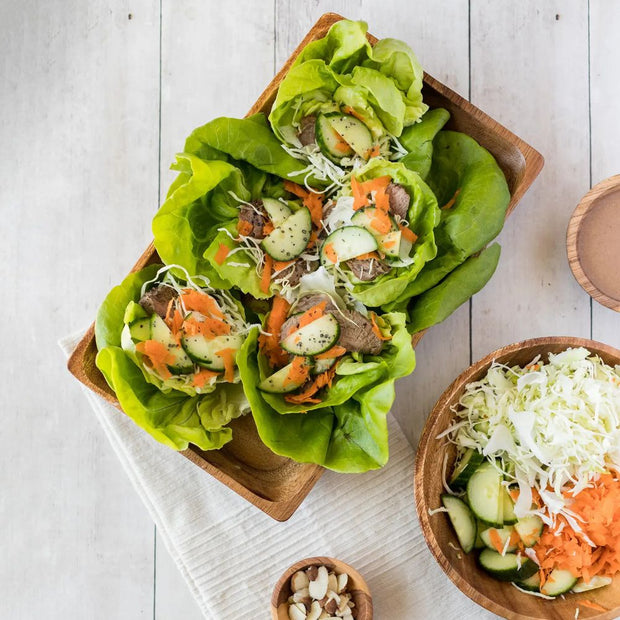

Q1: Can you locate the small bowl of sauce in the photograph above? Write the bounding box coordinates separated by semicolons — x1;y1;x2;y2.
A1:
567;174;620;311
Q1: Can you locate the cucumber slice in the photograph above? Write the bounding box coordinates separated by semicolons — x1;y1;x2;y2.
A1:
398;235;413;261
572;575;612;593
280;314;340;356
441;494;476;554
478;549;538;582
514;514;544;547
376;231;402;257
262;197;292;227
466;462;504;526
350;207;398;234
474;520;487;550
261;207;312;261
502;488;518;525
540;569;578;597
450;449;485;490
326;114;373;158
258;358;313;394
149;315;194;375
315;114;354;161
320;226;378;265
480;526;518;554
181;333;244;371
124;300;149;324
516;572;541;592
312;357;337;375
128;318;151;343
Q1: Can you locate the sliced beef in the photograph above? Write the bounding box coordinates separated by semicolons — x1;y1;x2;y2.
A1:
272;259;315;288
297;115;317;146
282;294;383;355
386;182;410;220
347;257;390;281
238;201;268;239
139;284;178;319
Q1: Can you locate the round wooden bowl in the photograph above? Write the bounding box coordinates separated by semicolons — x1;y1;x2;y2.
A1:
271;556;373;620
567;174;620;311
414;336;620;620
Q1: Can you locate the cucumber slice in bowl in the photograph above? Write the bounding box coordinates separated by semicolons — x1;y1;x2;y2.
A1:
449;449;484;490
540;569;578;597
320;226;378;265
478;549;538;582
480;526;518;554
128;318;151;343
466;461;504;527
441;494;476;553
326;113;373;158
514;514;544;547
280;314;340;356
149;314;194;375
258;358;313;394
516;572;542;593
261;197;292;227
181;333;244;371
572;575;612;593
315;113;354;161
261;207;312;261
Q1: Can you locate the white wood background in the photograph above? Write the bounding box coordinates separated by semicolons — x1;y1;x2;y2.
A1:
2;0;619;617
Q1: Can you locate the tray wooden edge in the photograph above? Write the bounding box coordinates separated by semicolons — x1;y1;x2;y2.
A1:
413;336;620;620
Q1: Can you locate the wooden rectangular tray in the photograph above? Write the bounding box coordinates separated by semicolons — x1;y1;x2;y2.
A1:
67;12;544;522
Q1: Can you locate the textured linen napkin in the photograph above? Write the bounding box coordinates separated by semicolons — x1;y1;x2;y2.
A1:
61;332;496;619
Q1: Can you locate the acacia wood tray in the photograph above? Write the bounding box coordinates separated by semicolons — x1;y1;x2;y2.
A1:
68;12;544;522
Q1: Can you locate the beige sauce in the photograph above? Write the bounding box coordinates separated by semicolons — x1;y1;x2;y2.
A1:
577;188;620;301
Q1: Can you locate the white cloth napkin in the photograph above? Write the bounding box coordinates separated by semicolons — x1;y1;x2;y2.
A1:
61;332;495;619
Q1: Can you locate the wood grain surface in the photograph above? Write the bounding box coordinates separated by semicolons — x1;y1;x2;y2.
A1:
3;1;620;618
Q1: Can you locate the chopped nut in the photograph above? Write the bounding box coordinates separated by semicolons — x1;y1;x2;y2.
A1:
288;602;307;620
306;565;319;581
292;588;310;604
327;572;338;593
323;596;338;615
308;566;329;600
337;593;350;615
291;570;310;593
306;601;322;620
336;572;348;594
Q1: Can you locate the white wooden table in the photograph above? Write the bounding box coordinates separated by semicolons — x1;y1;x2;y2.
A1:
2;1;619;617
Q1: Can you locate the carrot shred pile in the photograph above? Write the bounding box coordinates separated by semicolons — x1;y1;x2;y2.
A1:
351;175;391;211
284;366;338;404
183;316;230;339
297;301;326;329
135;340;174;380
192;368;219;389
214;243;230;265
215;348;236;383
283;356;311;387
370;312;392;342
315;345;347;360
260;255;273;294
283;180;324;229
237;219;253;236
181;289;224;319
258;296;290;368
534;474;620;582
399;223;418;244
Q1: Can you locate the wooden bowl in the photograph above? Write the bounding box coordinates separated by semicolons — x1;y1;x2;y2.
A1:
567;174;620;311
271;556;373;620
414;336;620;620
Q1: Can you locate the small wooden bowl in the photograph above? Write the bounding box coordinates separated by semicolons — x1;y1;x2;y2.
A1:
271;556;373;620
414;336;620;620
567;174;620;311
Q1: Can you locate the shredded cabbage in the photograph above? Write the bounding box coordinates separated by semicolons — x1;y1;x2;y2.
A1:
446;348;620;526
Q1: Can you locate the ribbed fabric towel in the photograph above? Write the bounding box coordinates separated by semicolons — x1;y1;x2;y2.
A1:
61;331;495;619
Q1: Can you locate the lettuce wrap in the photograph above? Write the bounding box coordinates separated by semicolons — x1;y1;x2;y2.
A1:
95;264;256;451
268;20;428;188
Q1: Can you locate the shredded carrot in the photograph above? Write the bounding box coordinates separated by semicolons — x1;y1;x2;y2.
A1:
273;260;294;271
488;529;505;555
370;210;392;234
351;175;369;210
351;175;392;212
354;251;379;261
261;255;273;294
183;315;230;339
262;221;274;235
237;219;253;236
214;243;230;265
258;296;290;368
332;128;352;153
324;243;339;264
509;529;521;548
192;368;219;389
135;340;174;379
181;289;224;319
297;301;326;329
284;366;337;404
283;356;311;387
215;348;236;383
315;345;347;360
381;238;397;249
366;144;381;159
441;188;461;210
306;230;319;250
578;600;608;612
283;180;323;228
370;312;392;342
399;224;418;244
342;105;365;122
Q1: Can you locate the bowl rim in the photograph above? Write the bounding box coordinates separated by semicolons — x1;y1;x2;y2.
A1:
414;335;620;620
566;174;620;312
270;555;373;620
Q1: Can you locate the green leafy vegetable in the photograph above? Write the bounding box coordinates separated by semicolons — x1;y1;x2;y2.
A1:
407;243;501;333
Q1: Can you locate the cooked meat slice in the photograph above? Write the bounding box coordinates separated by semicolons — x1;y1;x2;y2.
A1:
386;182;410;220
297;115;317;146
282;293;383;355
238;201;268;239
272;259;315;288
139;284;178;319
347;257;390;281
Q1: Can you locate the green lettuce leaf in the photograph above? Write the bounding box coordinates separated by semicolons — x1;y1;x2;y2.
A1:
407;243;501;333
391;130;510;303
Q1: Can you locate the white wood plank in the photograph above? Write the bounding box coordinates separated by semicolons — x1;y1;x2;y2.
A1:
589;0;620;348
155;2;276;617
0;1;158;617
470;0;591;359
275;0;471;449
